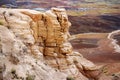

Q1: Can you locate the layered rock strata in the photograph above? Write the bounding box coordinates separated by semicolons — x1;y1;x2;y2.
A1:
0;8;100;80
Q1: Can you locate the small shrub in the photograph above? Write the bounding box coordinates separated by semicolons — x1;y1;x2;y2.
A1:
11;68;19;79
1;5;6;8
0;67;3;73
26;74;35;80
11;69;16;74
0;21;3;25
73;59;78;64
101;67;108;74
66;76;75;80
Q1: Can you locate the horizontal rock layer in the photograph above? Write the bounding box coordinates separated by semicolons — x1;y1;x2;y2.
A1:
0;8;101;80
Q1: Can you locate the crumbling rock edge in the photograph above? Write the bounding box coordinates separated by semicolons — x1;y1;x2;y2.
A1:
108;30;120;53
0;8;104;80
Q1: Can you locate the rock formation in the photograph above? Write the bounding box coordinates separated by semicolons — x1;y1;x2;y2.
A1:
0;8;102;80
108;30;120;53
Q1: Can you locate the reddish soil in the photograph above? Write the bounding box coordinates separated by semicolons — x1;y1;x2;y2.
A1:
69;14;120;35
16;0;77;9
69;13;120;76
71;38;120;76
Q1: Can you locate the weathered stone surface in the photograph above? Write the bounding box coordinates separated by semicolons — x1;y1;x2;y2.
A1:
0;8;101;80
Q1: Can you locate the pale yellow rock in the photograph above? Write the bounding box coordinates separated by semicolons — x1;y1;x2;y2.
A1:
20;9;43;22
38;23;47;39
0;9;35;45
57;58;68;69
31;45;43;58
0;25;15;55
44;47;55;56
45;42;57;47
30;21;39;42
39;46;44;53
0;8;101;80
60;42;73;54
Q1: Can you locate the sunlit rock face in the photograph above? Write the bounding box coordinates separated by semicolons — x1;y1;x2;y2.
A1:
0;8;100;80
108;30;120;53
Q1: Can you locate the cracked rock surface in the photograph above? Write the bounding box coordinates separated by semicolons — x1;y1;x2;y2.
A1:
0;8;101;80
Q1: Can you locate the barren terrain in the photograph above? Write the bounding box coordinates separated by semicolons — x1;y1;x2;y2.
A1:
0;0;120;79
16;0;120;78
70;35;120;77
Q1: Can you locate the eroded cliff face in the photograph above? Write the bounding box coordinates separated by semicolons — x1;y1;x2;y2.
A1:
0;8;100;80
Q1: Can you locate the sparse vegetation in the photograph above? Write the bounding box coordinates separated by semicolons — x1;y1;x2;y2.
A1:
26;74;35;80
11;68;19;79
11;68;25;79
73;59;78;64
66;76;75;80
1;5;6;8
101;67;108;74
11;68;16;74
0;21;3;25
0;67;3;73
